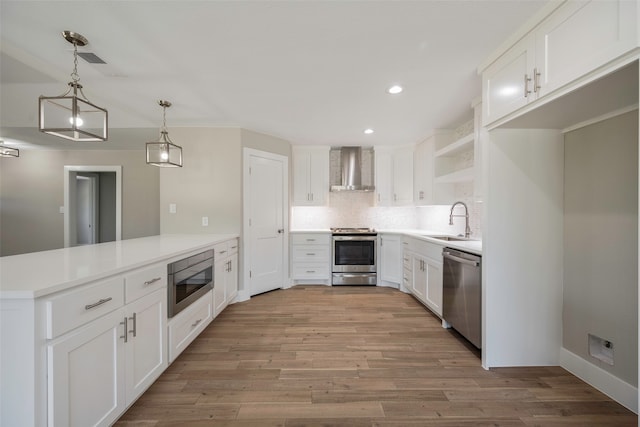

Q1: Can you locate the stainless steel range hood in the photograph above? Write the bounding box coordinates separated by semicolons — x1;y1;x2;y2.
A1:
330;147;375;192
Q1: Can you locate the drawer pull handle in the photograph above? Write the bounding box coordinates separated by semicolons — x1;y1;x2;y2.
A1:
306;253;316;256
306;239;316;242
85;297;113;310
144;277;162;286
306;270;316;273
219;250;227;254
191;319;202;328
231;245;238;249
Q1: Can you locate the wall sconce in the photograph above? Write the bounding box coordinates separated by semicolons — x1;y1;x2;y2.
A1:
146;100;183;167
39;31;108;142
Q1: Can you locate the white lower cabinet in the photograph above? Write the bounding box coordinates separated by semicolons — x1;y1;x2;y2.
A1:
213;238;239;316
291;233;331;283
168;290;213;362
48;308;125;427
380;233;402;285
48;288;167;427
403;237;444;317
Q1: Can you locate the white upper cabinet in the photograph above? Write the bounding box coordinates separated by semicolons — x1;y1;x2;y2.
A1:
292;146;329;206
483;33;537;125
374;147;393;206
393;146;414;206
482;0;638;127
375;146;414;206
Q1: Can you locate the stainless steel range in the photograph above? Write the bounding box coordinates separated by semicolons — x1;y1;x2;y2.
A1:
331;227;377;285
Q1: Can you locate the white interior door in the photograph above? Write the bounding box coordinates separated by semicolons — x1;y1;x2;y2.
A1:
243;148;288;296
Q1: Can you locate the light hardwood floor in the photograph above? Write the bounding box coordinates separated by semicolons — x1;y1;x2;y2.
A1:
116;286;637;426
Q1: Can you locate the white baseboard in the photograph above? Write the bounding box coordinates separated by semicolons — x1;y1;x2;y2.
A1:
234;289;251;303
560;347;638;413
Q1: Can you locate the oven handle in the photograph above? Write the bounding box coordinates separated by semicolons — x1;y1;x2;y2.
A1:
333;236;377;241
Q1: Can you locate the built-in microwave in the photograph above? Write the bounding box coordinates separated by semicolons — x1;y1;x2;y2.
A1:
167;250;214;317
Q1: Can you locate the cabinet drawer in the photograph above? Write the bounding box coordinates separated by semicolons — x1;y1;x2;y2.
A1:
168;290;213;362
46;277;125;339
292;264;331;280
213;242;230;259
124;264;166;303
414;240;443;261
292;246;330;262
292;233;331;245
227;239;239;255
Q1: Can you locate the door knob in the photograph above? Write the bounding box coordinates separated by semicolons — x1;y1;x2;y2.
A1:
277;229;284;234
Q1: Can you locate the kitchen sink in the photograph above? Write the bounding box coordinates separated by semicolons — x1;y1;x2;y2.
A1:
423;235;470;242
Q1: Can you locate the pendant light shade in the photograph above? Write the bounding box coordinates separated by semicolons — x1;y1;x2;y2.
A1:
39;31;108;142
146;100;183;167
0;142;19;158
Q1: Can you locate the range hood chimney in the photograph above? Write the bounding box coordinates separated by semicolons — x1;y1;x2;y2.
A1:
330;146;375;192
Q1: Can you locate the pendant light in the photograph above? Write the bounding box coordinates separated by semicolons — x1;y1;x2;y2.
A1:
0;141;19;158
39;31;108;142
146;100;183;167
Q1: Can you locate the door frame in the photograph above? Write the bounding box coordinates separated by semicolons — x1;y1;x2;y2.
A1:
64;165;122;248
241;148;289;300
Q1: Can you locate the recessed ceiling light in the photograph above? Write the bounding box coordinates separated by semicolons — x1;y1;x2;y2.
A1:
364;128;374;134
387;85;403;94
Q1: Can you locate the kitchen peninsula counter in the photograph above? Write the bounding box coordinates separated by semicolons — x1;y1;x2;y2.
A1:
0;234;238;299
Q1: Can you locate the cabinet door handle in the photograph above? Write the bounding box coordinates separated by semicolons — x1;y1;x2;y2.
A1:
144;277;162;286
120;317;128;343
129;312;137;338
310;193;314;201
85;297;112;310
219;250;227;254
524;73;532;98
191;318;202;328
533;67;541;93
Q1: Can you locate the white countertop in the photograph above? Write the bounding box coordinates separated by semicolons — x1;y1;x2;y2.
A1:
290;228;482;256
0;234;238;299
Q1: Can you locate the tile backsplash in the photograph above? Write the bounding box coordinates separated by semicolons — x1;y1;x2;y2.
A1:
291;190;482;239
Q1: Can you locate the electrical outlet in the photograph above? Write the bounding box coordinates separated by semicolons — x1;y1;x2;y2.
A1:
202;216;209;226
588;334;614;365
169;203;177;214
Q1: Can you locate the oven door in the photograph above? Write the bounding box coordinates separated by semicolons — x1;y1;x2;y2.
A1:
168;258;213;317
332;235;377;273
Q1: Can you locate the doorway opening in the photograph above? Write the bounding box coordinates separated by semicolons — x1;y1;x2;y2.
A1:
64;165;122;247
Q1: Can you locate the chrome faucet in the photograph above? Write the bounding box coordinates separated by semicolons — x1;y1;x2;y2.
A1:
449;201;471;238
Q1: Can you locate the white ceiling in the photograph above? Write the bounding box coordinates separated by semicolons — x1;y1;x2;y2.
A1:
0;0;549;150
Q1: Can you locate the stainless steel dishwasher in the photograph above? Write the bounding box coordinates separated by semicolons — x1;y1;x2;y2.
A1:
442;248;482;349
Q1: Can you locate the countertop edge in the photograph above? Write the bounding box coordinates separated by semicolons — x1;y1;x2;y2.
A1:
0;234;239;300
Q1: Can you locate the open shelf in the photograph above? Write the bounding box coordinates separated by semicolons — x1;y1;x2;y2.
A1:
435;167;475;184
435;133;474;157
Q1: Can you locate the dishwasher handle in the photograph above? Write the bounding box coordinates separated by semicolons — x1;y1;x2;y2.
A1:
443;251;480;267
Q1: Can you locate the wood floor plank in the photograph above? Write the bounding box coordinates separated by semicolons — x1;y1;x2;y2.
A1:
115;286;637;426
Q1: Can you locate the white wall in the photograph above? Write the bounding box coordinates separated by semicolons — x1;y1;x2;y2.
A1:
483;128;564;367
563;111;638;386
160;127;292;235
160;128;243;234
